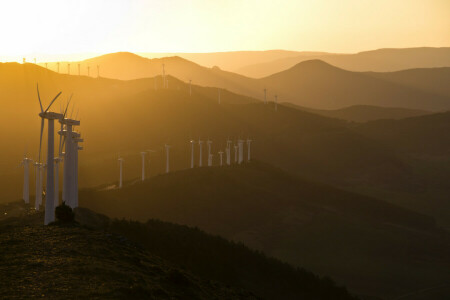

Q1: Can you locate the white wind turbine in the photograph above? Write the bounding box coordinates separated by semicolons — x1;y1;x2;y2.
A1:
226;138;232;165
140;151;147;181
238;139;244;164
246;139;253;161
37;84;63;225
54;156;62;207
72;137;83;208
198;139;204;167
20;155;33;204
33;161;40;210
209;153;214;166
165;144;171;173
234;144;238;163
118;157;124;188
55;98;71;207
190;140;195;168
218;151;224;166
207;139;213;166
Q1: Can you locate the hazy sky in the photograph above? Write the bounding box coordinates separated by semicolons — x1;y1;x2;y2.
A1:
1;0;449;59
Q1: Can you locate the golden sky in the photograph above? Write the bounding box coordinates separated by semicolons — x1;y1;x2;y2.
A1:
1;0;449;61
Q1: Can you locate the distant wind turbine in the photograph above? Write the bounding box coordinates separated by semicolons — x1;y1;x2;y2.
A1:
274;95;278;112
118;157;124;188
198;139;204;167
226;139;232;165
238;139;244;164
57;62;60;73
33;161;40;210
218;151;224;166
78;63;80;76
189;80;192;96
68;63;70;75
207;139;213;166
20;156;33;204
246;139;252;161
263;88;267;104
140;151;147;181
190;140;195;168
165;144;171;173
234;144;238;163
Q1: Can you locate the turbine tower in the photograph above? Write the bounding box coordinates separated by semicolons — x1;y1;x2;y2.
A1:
198;139;204;167
209;153;213;166
20;156;32;204
207;139;212;167
33;161;40;210
162;64;166;88
72;137;83;208
57;62;60;73
140;151;147;181
238;139;244;164
274;95;278;112
190;140;195;168
246;139;252;161
218;151;224;166
54;156;62;207
189;80;192;96
263;88;267;104
165;144;171;173
226;139;232;165
67;63;70;75
234;144;238;163
118;157;124;188
37;84;63;225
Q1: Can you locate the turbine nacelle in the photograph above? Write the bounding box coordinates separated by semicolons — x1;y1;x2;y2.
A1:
59;118;80;126
39;111;63;120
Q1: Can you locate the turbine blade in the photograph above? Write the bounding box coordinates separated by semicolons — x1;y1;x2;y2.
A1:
63;95;72;119
37;84;43;113
38;118;44;163
44;91;62;113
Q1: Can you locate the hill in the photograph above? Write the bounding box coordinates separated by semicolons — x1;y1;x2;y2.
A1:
39;52;450;111
80;162;450;300
0;202;355;300
259;60;450;111
237;47;450;78
282;103;430;122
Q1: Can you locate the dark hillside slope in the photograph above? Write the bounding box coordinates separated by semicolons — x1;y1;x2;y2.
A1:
0;203;355;300
80;162;450;299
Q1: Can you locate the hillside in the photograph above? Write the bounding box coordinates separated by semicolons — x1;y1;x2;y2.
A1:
237;47;450;77
0;202;355;300
282;103;430;122
259;60;450;111
80;162;450;300
39;52;450;111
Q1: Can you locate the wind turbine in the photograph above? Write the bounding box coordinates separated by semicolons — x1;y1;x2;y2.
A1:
87;66;90;77
57;62;60;73
20;156;33;203
37;84;63;225
165;144;171;173
140;151;147;181
234;144;238;163
97;65;100;78
226;138;232;165
218;151;224;166
162;63;166;88
207;139;213;167
190;140;195;168
78;63;80;76
54;156;62;207
45;63;48;69
246;139;252;161
209;153;213;166
33;161;40;210
189;80;192;96
238;139;244;164
72;137;83;207
263;88;267;104
118;157;124;188
198;139;204;167
67;63;70;75
274;95;278;112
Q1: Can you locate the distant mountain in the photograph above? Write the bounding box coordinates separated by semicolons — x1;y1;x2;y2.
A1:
259;60;450;111
41;53;450;111
283;103;430;122
80;162;450;300
137;50;327;71
237;47;450;78
0;202;355;300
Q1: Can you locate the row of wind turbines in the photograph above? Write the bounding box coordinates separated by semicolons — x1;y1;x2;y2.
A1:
20;85;83;225
117;138;252;188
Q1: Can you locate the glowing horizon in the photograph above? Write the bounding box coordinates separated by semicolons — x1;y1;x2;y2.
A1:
1;0;449;62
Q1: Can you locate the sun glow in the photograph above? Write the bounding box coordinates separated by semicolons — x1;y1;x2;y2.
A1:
1;0;449;62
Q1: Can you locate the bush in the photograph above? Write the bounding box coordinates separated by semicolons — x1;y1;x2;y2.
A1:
55;202;75;223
